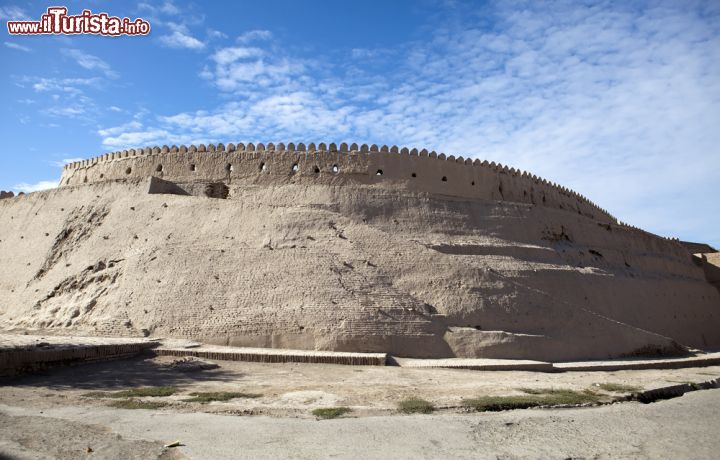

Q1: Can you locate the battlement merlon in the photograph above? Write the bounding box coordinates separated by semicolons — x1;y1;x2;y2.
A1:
59;142;616;223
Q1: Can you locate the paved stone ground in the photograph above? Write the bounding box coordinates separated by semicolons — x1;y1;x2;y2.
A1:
1;388;718;459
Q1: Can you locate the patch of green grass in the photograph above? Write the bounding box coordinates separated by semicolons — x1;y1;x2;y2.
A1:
311;407;352;419
464;388;601;412
596;383;642;393
183;391;261;403
107;399;168;410
398;397;434;414
83;386;177;399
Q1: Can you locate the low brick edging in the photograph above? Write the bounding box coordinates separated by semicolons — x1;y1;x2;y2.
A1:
0;342;157;377
156;347;388;366
155;348;720;371
553;354;720;372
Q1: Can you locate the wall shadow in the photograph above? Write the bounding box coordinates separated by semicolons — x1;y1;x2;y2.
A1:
2;353;243;390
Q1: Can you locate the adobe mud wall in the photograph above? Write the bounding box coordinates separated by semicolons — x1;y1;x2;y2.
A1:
3;141;717;361
59;142;616;223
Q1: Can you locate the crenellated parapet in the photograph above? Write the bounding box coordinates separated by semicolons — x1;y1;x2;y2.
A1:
60;142;617;222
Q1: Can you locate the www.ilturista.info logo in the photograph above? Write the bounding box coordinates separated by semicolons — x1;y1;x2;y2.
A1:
7;7;150;36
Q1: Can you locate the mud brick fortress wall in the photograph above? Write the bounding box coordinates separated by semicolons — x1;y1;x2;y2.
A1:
59;142;617;223
1;141;717;361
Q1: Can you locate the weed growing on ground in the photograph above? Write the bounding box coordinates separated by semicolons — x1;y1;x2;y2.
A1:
107;399;168;410
464;388;601;412
83;386;177;398
398;397;434;414
183;392;261;403
595;383;642;393
311;407;352;419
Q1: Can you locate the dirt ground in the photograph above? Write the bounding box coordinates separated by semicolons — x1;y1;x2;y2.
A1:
0;354;719;459
1;355;718;417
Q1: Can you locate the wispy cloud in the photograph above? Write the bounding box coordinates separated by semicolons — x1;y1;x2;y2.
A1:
207;29;228;41
200;34;308;94
13;180;58;193
28;76;102;93
236;30;272;43
138;1;181;16
50;157;84;167
101;129;175;149
0;5;30;21
98;120;143;137
159;24;205;50
61;48;118;78
4;41;31;52
46;106;87;117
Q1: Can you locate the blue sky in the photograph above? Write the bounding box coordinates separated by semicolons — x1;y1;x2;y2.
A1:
2;0;719;247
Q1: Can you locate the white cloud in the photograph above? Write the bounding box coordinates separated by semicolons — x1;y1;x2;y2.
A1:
101;129;175;148
50;158;84;167
212;46;263;65
207;29;228;40
61;49;118;78
138;1;180;16
236;30;272;43
46;106;86;117
158;24;205;50
29;77;101;93
202;44;307;93
0;5;30;20
350;48;393;60
98;120;143;137
4;41;31;52
13;180;58;193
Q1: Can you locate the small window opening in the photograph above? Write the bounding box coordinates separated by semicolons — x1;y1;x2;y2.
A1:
125;167;132;174
411;173;417;178
314;166;320;174
190;164;196;172
100;174;104;179
259;162;266;171
332;164;339;173
226;163;233;172
83;177;88;183
156;164;163;172
441;176;447;182
376;169;383;176
471;181;475;186
291;163;299;173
